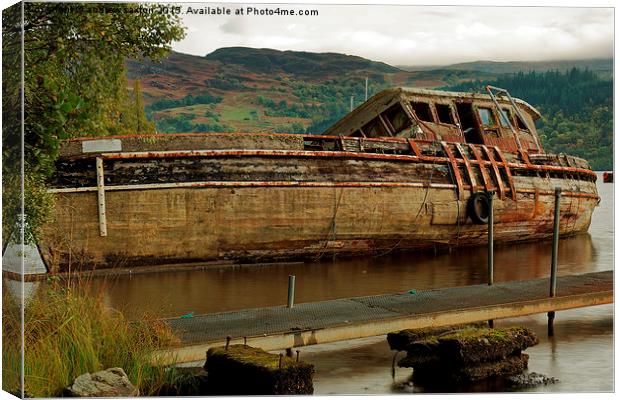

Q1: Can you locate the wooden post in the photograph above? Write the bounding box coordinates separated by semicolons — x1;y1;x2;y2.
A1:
96;157;107;237
287;275;296;308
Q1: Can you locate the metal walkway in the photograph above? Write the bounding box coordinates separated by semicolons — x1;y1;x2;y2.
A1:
160;271;613;363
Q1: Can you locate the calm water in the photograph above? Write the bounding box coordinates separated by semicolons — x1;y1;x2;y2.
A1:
88;173;613;393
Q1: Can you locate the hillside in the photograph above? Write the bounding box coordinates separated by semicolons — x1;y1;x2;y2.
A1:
205;47;400;76
125;48;498;134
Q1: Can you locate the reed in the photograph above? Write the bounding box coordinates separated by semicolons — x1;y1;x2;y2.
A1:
2;277;179;397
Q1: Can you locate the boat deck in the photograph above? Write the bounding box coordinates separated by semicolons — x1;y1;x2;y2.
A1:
160;270;613;363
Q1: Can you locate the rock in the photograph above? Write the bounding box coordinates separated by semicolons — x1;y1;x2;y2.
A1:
436;327;539;365
387;323;486;351
412;353;530;384
397;327;538;368
393;326;540;385
205;345;314;395
65;367;139;397
507;372;559;388
397;338;441;368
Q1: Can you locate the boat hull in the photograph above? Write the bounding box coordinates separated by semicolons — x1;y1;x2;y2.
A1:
41;178;597;272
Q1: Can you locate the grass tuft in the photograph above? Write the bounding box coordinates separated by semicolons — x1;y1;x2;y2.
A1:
2;278;179;397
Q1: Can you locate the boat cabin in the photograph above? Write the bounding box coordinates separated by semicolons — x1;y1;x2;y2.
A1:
323;87;543;154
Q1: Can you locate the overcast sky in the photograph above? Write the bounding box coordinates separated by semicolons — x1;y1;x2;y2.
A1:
171;3;613;66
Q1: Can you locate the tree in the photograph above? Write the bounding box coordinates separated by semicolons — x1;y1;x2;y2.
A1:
121;79;155;134
2;2;186;241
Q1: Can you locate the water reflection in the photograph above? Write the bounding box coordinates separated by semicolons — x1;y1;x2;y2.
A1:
87;230;598;320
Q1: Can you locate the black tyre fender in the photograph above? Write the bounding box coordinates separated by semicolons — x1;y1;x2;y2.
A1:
467;192;491;225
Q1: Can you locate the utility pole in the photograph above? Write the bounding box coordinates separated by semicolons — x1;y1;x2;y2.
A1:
365;77;368;101
350;95;354;111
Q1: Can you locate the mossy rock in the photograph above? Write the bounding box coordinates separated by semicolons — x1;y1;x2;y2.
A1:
205;345;314;395
413;353;530;384
395;326;539;384
387;322;486;351
437;327;538;365
397;338;440;368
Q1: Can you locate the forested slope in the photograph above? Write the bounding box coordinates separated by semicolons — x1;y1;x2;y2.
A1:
445;69;613;170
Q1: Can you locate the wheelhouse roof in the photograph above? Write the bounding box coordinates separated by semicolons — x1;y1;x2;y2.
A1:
338;87;540;122
396;87;542;118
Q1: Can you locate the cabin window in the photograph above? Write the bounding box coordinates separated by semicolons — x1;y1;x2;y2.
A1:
410;101;433;122
516;113;529;130
499;109;512;127
477;108;496;126
436;104;455;124
382;103;412;134
362;117;389;137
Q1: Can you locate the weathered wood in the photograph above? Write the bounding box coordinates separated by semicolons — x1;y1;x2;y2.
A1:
95;157;107;237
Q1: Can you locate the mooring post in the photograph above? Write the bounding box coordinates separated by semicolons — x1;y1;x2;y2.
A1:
548;187;562;336
287;275;296;308
547;311;555;336
487;190;494;329
550;187;561;297
487;190;494;286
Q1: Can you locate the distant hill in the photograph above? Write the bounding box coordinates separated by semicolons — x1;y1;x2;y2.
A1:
399;58;613;76
125;48;498;135
205;47;400;76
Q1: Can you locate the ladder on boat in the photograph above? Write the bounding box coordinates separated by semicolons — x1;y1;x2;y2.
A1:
441;141;516;201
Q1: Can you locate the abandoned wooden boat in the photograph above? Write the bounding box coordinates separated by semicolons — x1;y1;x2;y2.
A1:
42;86;599;272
